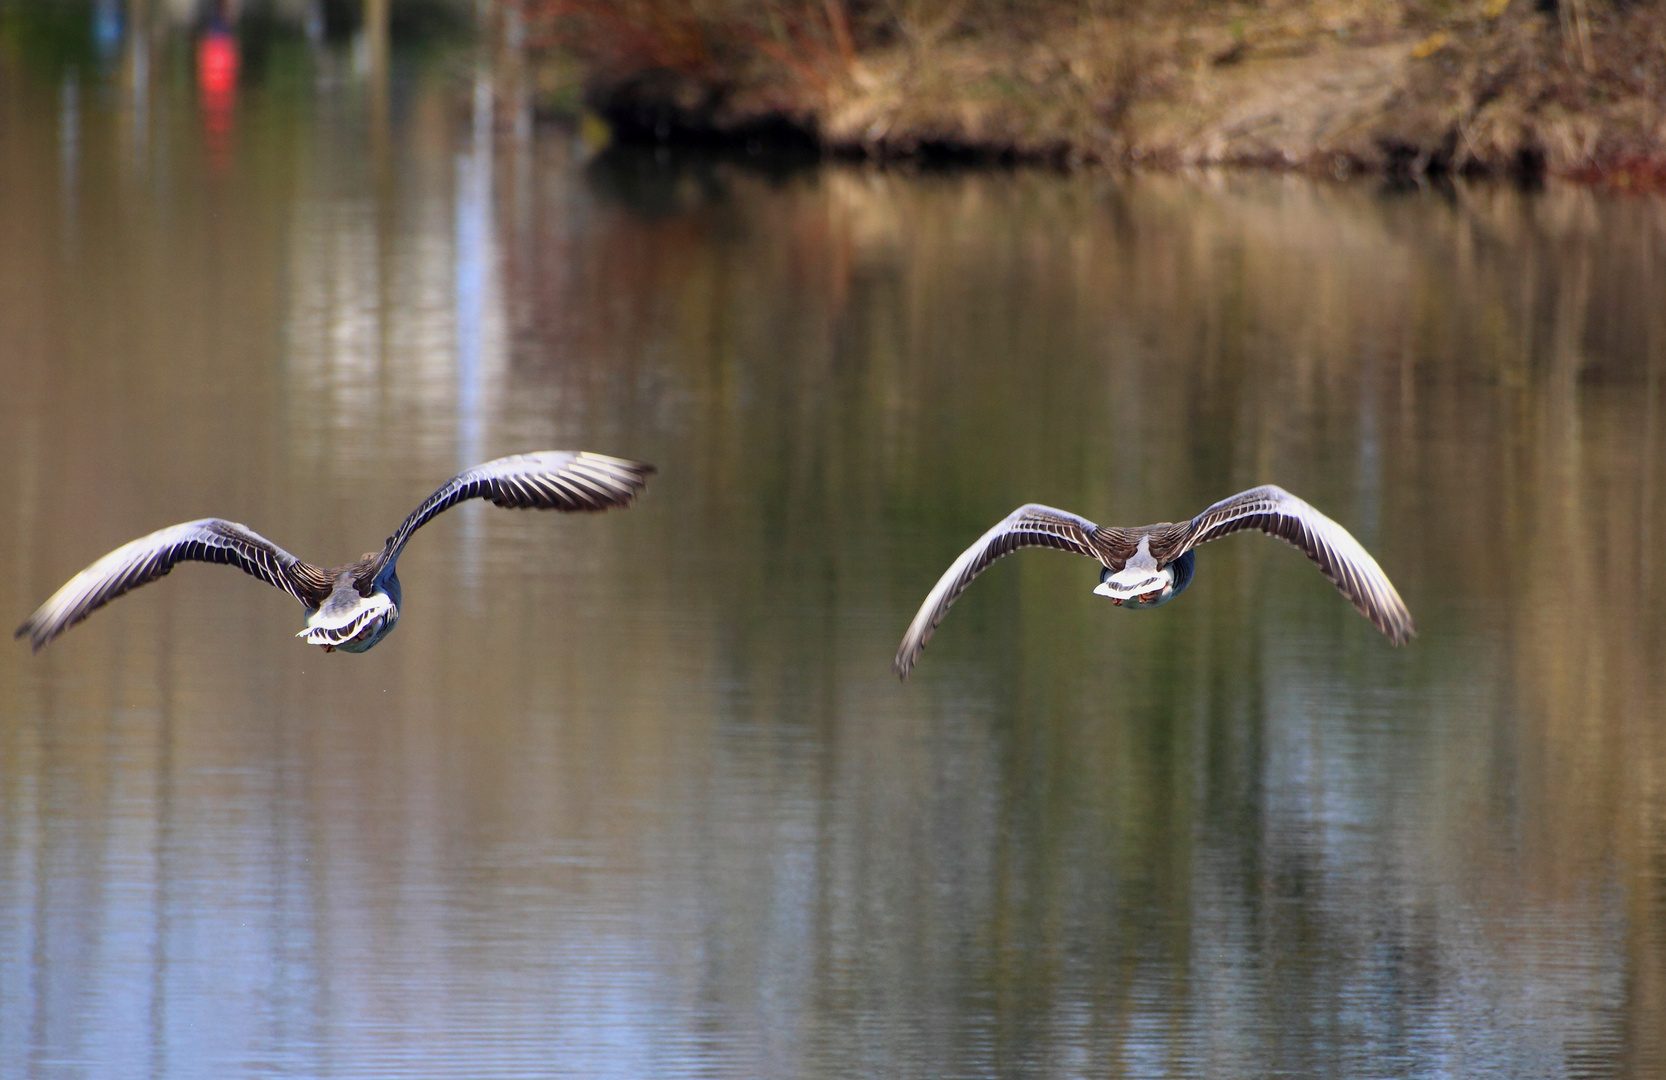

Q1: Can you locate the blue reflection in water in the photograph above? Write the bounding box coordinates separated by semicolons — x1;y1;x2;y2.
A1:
453;69;495;596
93;0;122;59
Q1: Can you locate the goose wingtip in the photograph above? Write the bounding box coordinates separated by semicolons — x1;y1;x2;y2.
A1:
1379;611;1416;646
16;620;49;653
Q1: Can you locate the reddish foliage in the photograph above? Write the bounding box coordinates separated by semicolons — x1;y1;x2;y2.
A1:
1564;155;1666;191
526;0;856;90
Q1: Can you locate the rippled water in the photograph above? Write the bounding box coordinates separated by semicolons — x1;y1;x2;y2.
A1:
2;30;1665;1080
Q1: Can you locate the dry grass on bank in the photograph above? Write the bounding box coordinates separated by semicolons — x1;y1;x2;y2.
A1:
522;0;1666;180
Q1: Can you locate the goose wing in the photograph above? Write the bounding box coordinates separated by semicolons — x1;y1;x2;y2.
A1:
895;504;1123;679
363;452;656;584
16;519;333;651
1157;485;1415;644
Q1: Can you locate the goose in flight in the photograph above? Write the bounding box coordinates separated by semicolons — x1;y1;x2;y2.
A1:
894;485;1413;678
16;452;655;654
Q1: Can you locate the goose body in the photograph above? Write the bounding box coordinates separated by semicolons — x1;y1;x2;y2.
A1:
16;452;655;654
894;485;1413;679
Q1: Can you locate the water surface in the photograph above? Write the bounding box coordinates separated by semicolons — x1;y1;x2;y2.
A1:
2;29;1665;1080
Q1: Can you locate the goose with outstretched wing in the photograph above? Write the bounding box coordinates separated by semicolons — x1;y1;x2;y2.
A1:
17;452;655;654
894;485;1413;678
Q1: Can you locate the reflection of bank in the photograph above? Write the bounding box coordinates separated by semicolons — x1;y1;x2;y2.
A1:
196;10;238;172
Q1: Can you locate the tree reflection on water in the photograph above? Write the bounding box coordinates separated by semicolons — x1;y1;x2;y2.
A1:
0;36;1663;1080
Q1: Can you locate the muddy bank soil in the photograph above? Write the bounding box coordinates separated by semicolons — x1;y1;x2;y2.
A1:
534;1;1666;184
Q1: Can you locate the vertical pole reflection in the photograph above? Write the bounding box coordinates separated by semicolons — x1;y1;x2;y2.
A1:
363;0;390;183
503;0;531;146
24;684;54;1080
454;69;497;597
362;0;389;80
130;19;149;175
503;0;533;248
1641;307;1660;596
456;71;494;471
1356;343;1381;544
58;72;79;257
126;0;150;180
147;616;177;1080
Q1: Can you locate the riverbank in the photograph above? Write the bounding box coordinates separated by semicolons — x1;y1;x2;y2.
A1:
529;0;1666;185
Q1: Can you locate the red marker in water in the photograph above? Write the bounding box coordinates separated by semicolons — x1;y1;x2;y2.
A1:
197;25;238;169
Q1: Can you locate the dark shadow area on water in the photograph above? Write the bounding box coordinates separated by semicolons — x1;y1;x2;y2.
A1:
580;139;820;218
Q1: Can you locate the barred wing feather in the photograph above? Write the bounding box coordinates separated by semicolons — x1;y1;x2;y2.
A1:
368;452;656;582
1170;485;1415;644
15;519;333;651
894;504;1109;679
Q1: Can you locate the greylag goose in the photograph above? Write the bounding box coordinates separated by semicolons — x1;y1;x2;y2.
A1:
895;485;1413;678
17;452;655;654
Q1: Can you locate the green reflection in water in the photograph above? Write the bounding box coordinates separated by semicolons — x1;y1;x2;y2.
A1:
1;39;1664;1080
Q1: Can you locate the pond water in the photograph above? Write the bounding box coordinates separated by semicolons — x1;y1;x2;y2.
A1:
2;26;1665;1080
